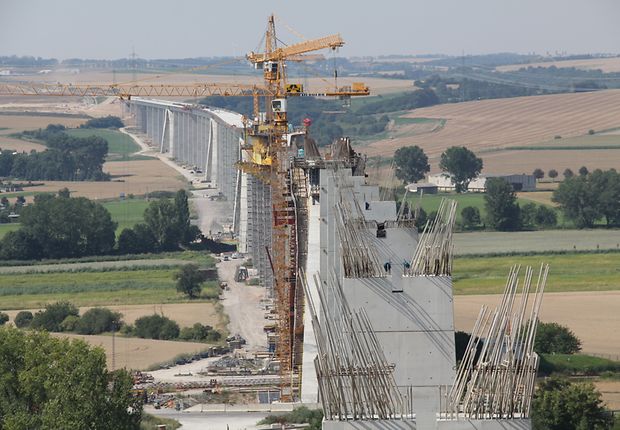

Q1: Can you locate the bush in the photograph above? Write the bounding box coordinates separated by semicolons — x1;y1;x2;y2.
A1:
532;377;614;430
159;320;180;340
259;407;323;430
0;312;8;325
174;264;203;299
460;206;481;230
31;301;79;332
535;321;581;354
60;315;80;332
134;314;180;340
75;307;122;335
14;311;33;328
534;205;558;228
179;323;222;342
80;115;124;129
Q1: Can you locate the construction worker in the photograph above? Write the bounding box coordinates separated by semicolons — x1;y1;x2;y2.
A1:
384;260;392;275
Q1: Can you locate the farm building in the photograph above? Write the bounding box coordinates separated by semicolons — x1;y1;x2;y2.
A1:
405;182;439;194
427;173;536;192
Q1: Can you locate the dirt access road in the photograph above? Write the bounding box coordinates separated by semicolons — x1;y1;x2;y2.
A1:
217;259;268;352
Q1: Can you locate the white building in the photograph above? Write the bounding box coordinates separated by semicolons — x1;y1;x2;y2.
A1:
427;173;536;192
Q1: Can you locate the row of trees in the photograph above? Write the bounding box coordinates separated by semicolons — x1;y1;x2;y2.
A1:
533;165;591;181
80;115;124;129
394;144;483;193
553;169;620;228
0;188;199;260
1;125;109;181
12;301;222;343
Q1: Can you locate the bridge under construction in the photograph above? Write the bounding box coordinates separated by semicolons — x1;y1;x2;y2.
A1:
129;96;547;430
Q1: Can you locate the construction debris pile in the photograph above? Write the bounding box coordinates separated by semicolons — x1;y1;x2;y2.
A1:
444;264;548;420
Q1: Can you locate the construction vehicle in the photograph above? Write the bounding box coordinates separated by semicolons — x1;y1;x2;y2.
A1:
0;14;369;402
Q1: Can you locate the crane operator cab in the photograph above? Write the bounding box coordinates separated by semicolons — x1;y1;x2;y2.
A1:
272;98;287;124
263;61;278;81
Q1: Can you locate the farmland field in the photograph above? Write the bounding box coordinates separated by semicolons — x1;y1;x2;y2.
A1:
496;56;620;73
0;198;151;238
102;199;150;233
361;90;620;174
0;113;85;152
50;333;210;370
454;290;620;356
452;252;620;295
0;252;217;310
65;128;141;160
454;229;620;255
403;192;557;225
0;159;187;201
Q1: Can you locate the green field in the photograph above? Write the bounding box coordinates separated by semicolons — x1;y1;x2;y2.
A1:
513;134;620;151
0;252;217;310
405;192;556;225
101;199;150;233
0;223;20;238
65;128;141;160
454;229;620;255
0;198;149;238
453;252;620;295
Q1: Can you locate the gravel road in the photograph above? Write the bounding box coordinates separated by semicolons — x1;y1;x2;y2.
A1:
217;259;268;352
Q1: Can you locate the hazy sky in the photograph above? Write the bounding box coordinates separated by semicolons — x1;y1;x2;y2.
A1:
1;0;619;59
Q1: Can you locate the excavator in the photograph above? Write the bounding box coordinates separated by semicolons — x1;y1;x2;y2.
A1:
0;14;369;401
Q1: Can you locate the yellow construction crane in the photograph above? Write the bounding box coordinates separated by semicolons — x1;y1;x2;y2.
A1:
0;14;369;402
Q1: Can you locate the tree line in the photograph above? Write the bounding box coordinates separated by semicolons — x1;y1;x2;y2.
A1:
1;124;109;181
0;188;199;260
10;301;222;343
553;169;620;228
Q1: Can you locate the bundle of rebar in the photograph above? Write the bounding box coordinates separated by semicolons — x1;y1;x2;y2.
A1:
333;172;384;278
408;198;457;276
303;271;406;420
444;264;548;420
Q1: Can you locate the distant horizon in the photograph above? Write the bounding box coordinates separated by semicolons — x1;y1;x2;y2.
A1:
1;51;619;63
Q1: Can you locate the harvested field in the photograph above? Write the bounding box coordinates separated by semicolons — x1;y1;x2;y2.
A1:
481;148;620;175
454;291;620;356
17;159;187;200
0;113;85;152
516;191;556;206
497;57;620;73
362;90;620;173
594;380;620;410
454;230;620;255
50;332;207;370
